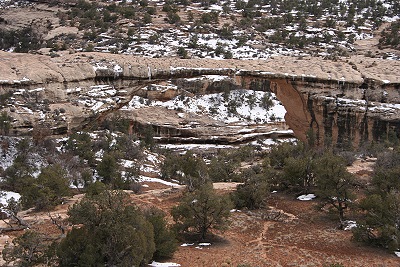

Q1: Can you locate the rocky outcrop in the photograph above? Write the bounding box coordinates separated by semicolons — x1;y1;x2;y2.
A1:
234;74;400;148
0;51;400;147
119;106;291;145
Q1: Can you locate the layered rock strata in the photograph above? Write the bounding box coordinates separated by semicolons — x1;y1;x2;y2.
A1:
1;51;399;147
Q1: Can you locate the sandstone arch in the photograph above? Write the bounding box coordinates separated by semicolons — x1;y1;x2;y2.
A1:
1;51;400;147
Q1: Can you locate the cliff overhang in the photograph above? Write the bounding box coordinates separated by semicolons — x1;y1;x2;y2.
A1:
1;51;400;148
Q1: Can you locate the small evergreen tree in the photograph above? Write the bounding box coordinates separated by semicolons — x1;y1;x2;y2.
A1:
354;192;400;251
282;155;314;194
140;125;155;150
353;149;400;251
144;207;178;259
65;132;95;165
269;142;305;169
162;151;209;191
232;172;270;210
58;190;155;266
21;164;70;210
314;152;355;225
172;183;232;240
207;156;238;182
177;46;188;59
96;152;121;186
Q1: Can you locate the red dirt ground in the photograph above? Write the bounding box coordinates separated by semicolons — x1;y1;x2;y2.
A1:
132;181;400;267
1;180;400;267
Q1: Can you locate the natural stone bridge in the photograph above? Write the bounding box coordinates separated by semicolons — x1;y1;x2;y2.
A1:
1;51;400;147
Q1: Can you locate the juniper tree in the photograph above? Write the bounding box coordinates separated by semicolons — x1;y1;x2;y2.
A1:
58;190;156;266
232;169;270;210
172;183;232;240
162;151;209;191
353;150;400;251
21;164;71;211
314;152;355;225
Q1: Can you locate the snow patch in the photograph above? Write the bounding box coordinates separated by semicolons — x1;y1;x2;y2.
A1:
297;194;316;201
125;87;286;125
148;261;181;267
114;64;123;73
139;176;181;187
343;220;357;231
180;243;194;247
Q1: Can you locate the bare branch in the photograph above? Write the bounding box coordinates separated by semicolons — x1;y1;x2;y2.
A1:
48;213;66;235
0;225;28;233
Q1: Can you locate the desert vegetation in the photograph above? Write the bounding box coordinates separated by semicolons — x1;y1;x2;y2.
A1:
1;122;400;265
1;0;400;265
0;0;399;58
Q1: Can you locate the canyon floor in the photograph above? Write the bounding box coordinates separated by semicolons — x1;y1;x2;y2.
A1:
2;177;400;267
1;1;400;266
137;183;400;267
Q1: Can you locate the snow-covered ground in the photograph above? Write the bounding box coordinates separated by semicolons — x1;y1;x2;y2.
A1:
159;143;235;151
1;0;399;60
129;29;308;60
343;220;357;231
297;194;316;201
148;262;181;267
139;176;181;187
124;79;286;125
93;0;398;60
0;137;19;170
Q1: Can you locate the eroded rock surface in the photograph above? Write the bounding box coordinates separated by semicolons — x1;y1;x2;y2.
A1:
1;51;400;147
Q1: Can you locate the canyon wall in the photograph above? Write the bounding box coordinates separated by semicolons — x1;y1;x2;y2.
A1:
1;51;400;147
235;74;400;148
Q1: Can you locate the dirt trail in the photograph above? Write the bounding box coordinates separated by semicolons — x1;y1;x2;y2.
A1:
245;220;273;248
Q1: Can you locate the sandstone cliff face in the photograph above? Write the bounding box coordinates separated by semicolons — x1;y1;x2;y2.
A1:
229;72;400;148
0;51;399;147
